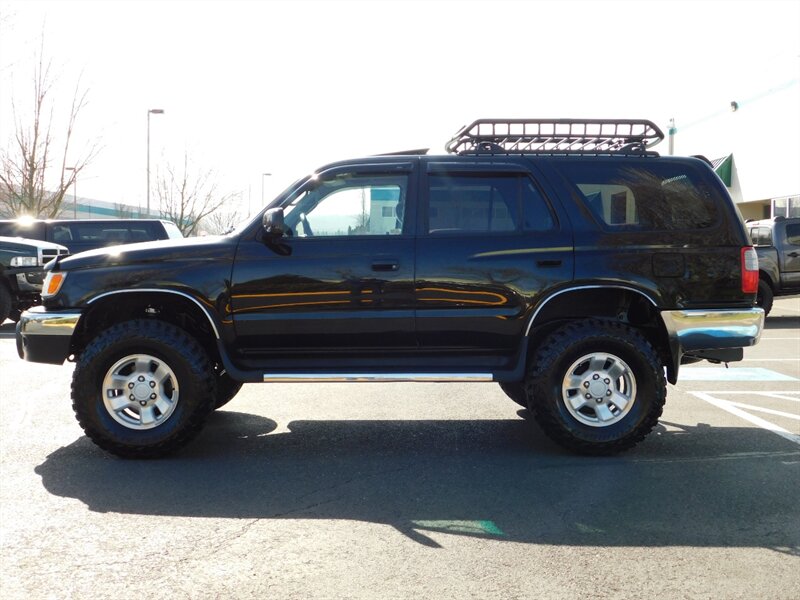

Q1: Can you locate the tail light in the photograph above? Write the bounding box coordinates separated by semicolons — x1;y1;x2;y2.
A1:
741;247;758;294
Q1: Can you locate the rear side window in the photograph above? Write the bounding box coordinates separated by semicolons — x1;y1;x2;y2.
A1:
0;221;46;239
560;161;719;231
427;174;555;234
54;222;162;244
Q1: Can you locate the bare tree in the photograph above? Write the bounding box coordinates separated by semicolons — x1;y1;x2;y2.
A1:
155;153;236;237
0;39;98;218
202;208;244;235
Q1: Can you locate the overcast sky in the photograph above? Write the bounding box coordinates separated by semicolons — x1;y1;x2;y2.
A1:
1;0;798;216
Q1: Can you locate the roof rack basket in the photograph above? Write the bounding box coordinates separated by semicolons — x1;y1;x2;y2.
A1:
446;118;664;156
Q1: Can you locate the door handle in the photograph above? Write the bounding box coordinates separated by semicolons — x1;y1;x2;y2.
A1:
788;252;799;258
536;259;562;267
372;261;399;272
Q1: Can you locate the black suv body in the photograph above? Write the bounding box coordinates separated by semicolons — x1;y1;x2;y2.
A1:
0;218;183;255
15;119;764;458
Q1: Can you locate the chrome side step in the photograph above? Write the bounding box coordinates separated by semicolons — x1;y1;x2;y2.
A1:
262;373;494;383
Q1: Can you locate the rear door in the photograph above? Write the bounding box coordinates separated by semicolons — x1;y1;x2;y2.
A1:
414;160;573;362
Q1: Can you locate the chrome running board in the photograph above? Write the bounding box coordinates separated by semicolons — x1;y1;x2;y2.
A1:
262;373;494;383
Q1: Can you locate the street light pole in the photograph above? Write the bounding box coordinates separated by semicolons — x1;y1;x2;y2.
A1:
65;167;77;218
147;108;165;217
260;172;271;213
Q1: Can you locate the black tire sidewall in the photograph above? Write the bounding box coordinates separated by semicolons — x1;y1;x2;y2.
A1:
757;280;773;316
214;370;243;409
529;321;665;452
0;282;11;323
72;321;216;456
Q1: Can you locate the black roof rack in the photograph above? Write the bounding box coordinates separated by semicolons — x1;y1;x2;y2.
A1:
446;118;664;156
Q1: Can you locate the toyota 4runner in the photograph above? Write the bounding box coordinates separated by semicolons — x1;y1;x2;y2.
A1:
16;119;765;458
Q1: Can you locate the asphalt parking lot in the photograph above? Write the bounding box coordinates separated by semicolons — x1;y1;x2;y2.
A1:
1;298;798;599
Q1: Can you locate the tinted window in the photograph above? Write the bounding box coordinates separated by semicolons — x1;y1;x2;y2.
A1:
560;161;719;231
786;223;800;246
52;222;161;244
0;221;46;239
284;174;408;237
428;174;554;234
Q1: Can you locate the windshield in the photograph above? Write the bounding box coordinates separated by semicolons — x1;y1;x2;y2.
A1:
228;174;312;236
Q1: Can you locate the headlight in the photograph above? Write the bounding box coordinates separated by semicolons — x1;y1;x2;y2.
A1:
42;272;67;298
10;256;39;267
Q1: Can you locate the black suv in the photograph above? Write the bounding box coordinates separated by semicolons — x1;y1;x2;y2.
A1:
0;218;183;255
16;119;764;458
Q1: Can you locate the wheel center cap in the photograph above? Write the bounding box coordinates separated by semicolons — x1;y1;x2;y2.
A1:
133;382;152;401
589;380;608;397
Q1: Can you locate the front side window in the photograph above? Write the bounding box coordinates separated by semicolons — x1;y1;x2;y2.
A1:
786;223;800;246
283;174;407;237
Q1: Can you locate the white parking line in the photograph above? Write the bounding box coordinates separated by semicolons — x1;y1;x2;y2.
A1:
725;401;800;421
692;392;800;446
742;358;800;362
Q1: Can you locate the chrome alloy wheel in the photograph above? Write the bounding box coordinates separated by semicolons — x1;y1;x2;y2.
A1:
102;354;179;430
561;352;636;427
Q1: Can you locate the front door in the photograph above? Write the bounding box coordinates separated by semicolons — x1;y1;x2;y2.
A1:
230;163;417;365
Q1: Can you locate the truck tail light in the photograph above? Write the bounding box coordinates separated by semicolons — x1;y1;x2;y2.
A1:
741;247;758;294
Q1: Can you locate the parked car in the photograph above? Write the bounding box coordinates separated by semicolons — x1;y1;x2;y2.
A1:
15;118;764;458
0;236;69;323
0;218;183;255
746;216;800;315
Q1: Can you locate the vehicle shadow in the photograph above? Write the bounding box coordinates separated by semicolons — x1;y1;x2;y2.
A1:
35;411;800;552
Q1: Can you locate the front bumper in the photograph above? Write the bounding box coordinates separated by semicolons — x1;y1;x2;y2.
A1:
16;306;82;365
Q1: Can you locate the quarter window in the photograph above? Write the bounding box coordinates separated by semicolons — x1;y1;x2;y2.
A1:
562;161;719;231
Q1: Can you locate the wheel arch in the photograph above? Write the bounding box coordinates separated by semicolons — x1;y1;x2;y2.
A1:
525;285;676;382
72;289;223;365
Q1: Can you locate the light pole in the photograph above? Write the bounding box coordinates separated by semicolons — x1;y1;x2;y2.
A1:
147;108;165;217
65;167;77;218
260;172;271;215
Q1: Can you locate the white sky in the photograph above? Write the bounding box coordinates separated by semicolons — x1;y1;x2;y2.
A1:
1;0;799;216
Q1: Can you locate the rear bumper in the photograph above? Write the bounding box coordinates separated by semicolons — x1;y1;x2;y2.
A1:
661;308;764;381
661;308;764;352
16;306;82;365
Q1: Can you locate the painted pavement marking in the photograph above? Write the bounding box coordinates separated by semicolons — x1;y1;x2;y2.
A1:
691;391;800;446
679;367;797;381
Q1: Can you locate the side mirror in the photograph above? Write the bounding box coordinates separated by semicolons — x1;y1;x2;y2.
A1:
262;208;285;239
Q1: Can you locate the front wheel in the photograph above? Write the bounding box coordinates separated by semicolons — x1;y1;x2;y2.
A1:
526;319;665;455
214;368;243;409
498;382;529;408
71;320;217;458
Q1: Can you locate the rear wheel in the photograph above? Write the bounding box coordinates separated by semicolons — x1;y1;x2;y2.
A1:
526;319;665;455
757;279;773;316
71;319;217;458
